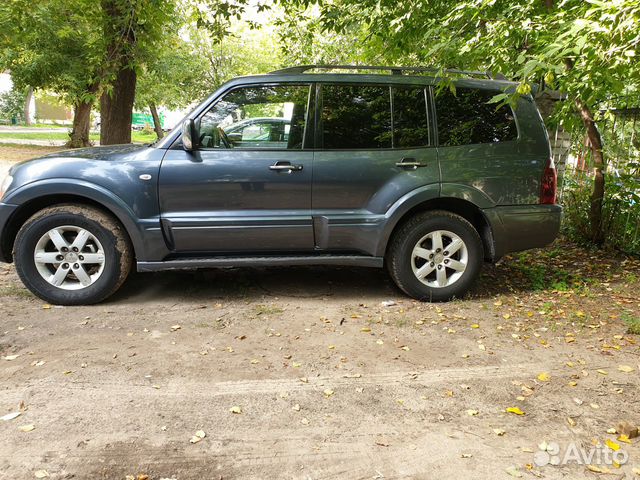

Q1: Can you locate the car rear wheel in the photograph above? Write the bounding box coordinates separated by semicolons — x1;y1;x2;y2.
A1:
387;210;483;301
14;205;132;305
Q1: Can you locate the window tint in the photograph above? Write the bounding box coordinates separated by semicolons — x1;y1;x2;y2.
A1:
435;88;517;146
393;86;429;148
199;85;310;149
321;85;392;149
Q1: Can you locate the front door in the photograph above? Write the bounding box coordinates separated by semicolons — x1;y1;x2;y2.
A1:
159;83;315;254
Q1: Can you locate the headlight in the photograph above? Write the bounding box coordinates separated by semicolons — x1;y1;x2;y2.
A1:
0;174;13;201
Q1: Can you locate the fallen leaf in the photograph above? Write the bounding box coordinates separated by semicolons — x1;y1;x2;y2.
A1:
618;365;635;373
323;389;334;397
229;406;242;414
605;439;620;451
567;417;577;427
597;369;608;375
505;465;523;477
471;324;480;329
189;430;206;443
170;324;181;331
537;372;551;382
587;465;610;474
376;339;384;345
466;409;479;416
2;355;19;361
1;411;21;421
618;434;632;444
19;424;35;432
34;470;49;478
493;428;506;436
506;407;525;416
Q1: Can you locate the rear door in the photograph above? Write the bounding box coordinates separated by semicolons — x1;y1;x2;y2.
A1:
158;83;315;254
311;82;440;254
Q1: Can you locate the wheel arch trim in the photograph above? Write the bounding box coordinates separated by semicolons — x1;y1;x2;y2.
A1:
2;179;145;262
375;185;497;260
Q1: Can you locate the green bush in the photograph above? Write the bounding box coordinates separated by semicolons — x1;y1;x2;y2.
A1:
561;171;640;255
0;89;25;123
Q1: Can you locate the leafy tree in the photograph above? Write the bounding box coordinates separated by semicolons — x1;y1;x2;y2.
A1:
284;0;640;244
0;0;105;146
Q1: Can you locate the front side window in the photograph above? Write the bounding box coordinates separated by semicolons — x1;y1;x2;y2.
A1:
321;85;392;149
199;85;310;150
435;87;517;147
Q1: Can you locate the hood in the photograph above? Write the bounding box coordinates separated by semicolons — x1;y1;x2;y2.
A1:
39;143;149;161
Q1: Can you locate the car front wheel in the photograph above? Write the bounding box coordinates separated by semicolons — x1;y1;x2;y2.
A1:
387;210;483;301
13;205;132;305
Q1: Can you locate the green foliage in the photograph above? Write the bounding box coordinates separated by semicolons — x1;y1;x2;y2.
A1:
622;312;640;335
513;250;592;292
0;0;107;104
282;0;640;120
562;171;640;255
0;89;26;123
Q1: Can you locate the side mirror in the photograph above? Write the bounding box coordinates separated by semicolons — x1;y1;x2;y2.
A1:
182;119;199;151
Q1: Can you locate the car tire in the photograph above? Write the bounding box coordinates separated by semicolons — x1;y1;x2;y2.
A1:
387;210;483;301
13;205;132;305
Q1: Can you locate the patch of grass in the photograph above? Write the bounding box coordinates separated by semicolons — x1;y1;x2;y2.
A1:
254;304;284;316
0;285;33;298
514;253;592;292
0;130;159;144
622;312;640;335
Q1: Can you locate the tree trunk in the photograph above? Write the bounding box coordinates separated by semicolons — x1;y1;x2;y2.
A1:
66;99;94;148
576;98;606;244
149;103;164;139
24;87;33;126
99;0;137;145
100;67;136;144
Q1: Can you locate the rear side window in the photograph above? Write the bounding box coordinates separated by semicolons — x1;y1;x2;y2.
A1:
321;85;392;149
435;88;517;146
320;84;431;149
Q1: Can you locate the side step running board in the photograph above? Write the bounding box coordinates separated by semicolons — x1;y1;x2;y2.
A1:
137;255;384;272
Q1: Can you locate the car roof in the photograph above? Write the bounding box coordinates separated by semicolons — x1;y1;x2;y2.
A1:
225;72;518;91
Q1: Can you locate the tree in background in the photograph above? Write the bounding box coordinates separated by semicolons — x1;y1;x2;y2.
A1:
283;0;640;244
134;38;211;140
99;0;177;145
0;0;105;147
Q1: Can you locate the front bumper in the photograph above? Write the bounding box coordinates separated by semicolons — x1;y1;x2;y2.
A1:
484;204;563;260
0;202;19;263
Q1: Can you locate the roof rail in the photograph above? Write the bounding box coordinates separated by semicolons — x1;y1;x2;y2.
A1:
269;64;493;79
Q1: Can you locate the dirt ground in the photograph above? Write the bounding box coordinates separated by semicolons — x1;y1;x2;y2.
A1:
1;147;640;480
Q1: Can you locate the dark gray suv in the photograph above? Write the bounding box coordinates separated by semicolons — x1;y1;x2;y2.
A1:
0;65;561;305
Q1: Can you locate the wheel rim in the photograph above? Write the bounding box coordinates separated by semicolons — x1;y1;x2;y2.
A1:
411;230;468;288
33;226;106;291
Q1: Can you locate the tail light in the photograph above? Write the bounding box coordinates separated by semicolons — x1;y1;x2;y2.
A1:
540;157;557;204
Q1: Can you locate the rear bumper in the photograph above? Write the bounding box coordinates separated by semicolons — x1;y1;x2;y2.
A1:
0;202;18;263
483;204;562;260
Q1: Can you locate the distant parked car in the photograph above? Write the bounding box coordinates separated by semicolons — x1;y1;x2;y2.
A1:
0;65;561;305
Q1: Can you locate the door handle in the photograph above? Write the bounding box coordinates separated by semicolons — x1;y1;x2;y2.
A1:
269;162;303;172
395;157;427;169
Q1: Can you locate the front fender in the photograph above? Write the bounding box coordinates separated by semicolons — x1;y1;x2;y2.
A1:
3;179;163;261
